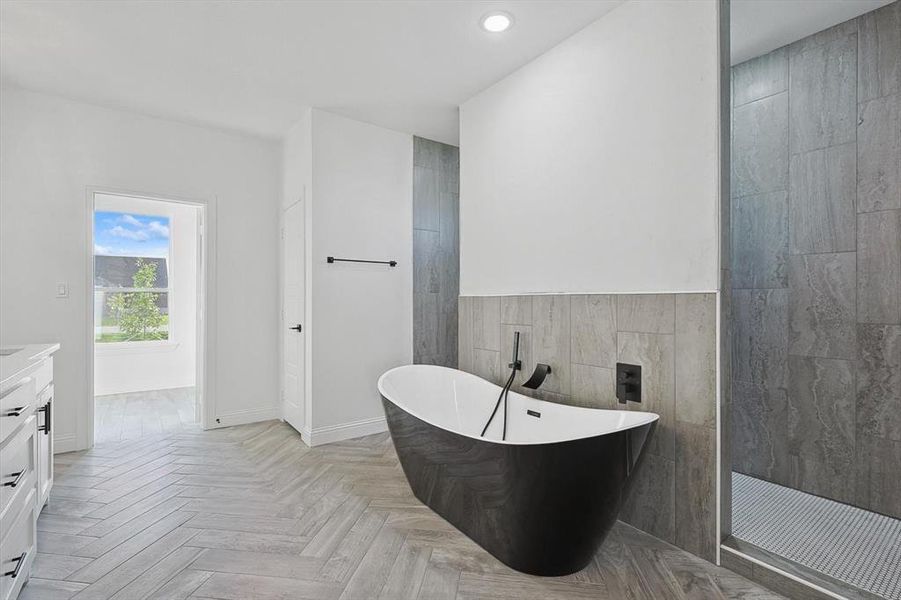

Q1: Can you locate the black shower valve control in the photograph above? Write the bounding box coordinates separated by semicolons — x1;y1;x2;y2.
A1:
616;362;641;404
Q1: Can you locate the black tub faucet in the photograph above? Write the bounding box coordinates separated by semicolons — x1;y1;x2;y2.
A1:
522;363;552;389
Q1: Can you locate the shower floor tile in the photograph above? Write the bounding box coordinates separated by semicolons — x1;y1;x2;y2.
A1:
733;472;901;599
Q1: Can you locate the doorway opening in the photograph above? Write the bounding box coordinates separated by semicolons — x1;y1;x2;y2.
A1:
90;191;205;443
723;3;901;599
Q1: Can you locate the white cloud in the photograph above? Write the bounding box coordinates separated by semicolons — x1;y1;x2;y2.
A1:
147;221;170;237
109;225;150;241
94;243;112;255
106;215;168;241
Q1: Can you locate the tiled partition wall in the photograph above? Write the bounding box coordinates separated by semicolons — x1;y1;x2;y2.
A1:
458;293;718;561
730;2;900;517
718;0;733;541
413;137;459;367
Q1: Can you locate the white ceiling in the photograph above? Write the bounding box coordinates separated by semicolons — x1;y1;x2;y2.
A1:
731;0;894;65
0;0;623;145
5;1;893;143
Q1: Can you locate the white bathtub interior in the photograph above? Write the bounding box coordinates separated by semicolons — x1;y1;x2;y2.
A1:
378;365;658;445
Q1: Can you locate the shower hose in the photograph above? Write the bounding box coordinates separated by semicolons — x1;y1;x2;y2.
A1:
480;367;516;441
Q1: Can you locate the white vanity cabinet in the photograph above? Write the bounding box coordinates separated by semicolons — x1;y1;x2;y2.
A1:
35;383;53;509
0;345;58;600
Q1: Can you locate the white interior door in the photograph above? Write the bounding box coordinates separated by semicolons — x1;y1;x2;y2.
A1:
282;201;305;433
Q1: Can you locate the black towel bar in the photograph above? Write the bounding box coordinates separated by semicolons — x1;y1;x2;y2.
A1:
327;256;397;267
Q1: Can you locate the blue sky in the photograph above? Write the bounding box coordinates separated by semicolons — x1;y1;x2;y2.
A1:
94;211;170;258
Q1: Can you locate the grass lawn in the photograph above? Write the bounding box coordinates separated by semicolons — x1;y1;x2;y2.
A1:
101;315;169;327
96;329;169;343
96;333;168;343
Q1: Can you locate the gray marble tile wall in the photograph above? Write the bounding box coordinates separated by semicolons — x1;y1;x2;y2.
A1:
413;137;459;367
458;293;718;562
730;2;901;518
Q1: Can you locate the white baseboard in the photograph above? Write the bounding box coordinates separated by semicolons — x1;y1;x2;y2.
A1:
209;406;280;429
305;416;388;447
54;433;80;454
300;425;314;447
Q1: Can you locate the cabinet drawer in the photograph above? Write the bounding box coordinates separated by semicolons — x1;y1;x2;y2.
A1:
0;378;35;447
0;489;36;600
0;416;36;543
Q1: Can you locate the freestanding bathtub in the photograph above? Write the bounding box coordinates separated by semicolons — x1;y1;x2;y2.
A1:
378;364;658;576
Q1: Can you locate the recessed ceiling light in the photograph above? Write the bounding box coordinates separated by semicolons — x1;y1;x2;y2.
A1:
481;12;513;33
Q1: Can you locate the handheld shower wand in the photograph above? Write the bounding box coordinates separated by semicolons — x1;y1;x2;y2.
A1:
480;331;521;440
509;331;521;371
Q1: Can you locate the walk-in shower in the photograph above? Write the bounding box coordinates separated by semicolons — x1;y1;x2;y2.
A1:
726;2;900;598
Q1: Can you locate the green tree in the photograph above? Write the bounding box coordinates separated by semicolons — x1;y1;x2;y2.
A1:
107;259;166;341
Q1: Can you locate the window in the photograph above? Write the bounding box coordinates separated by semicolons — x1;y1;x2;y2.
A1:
93;211;171;343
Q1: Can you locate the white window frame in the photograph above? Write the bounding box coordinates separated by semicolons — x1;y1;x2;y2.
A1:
93;210;176;350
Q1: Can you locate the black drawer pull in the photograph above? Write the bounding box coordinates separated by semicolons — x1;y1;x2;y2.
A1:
2;470;26;488
39;399;52;434
2;406;26;417
4;552;26;578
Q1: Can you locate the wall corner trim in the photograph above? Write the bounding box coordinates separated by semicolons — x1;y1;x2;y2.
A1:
306;415;388;447
211;406;280;429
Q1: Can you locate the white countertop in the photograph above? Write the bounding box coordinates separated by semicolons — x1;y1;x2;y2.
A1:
0;343;60;392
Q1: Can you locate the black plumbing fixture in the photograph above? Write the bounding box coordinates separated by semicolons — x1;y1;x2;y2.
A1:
480;331;521;440
521;363;552;389
616;362;641;403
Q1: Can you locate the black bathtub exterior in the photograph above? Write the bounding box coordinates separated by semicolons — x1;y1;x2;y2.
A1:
381;396;656;576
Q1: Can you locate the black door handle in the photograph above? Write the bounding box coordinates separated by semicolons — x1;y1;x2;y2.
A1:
289;324;302;332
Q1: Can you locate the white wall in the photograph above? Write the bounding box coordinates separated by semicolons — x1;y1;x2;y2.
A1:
93;194;198;396
308;110;413;434
0;88;281;451
460;0;720;296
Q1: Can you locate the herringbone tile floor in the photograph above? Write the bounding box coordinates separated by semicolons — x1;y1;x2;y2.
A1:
94;387;199;444
23;420;784;599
